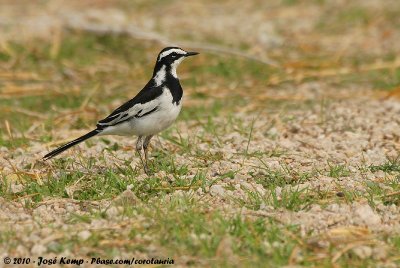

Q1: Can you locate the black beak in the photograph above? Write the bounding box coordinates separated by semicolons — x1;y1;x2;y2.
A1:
185;51;199;57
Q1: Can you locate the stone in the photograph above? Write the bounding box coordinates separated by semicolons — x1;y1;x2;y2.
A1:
326;204;340;213
31;244;47;255
210;185;225;197
10;183;24;194
352;245;372;259
106;206;119;218
354;205;381;226
78;230;91;241
372;245;388;260
114;189;139;206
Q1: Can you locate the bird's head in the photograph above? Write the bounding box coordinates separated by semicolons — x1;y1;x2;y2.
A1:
153;47;198;79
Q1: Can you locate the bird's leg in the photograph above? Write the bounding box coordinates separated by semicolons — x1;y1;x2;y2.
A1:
143;135;154;171
136;136;148;174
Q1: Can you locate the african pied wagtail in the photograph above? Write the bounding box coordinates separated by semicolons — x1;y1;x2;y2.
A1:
44;47;198;174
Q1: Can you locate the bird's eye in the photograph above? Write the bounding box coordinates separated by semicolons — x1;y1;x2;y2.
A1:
171;55;177;58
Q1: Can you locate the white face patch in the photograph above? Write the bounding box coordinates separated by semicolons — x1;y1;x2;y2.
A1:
153;65;166;86
170;57;184;78
158;48;186;62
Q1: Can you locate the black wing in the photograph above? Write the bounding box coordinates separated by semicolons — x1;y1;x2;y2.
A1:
97;83;163;129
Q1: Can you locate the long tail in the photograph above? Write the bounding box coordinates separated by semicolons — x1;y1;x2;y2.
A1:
43;129;100;160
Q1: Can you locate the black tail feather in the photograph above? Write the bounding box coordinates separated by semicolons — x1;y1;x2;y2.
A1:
43;129;100;160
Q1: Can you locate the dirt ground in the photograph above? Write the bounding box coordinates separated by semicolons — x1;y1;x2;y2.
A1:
1;0;400;267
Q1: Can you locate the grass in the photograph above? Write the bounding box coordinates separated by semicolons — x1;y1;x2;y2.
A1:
0;156;208;203
5;192;400;267
251;160;313;189
316;7;371;33
37;196;302;266
236;185;315;211
370;157;400;173
1;2;400;266
328;164;351;178
0;32;275;143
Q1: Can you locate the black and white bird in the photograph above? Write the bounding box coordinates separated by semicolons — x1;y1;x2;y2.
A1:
43;47;198;173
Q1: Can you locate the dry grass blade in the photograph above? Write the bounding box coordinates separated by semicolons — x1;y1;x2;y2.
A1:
0;83;81;99
381;86;400;100
4;120;13;139
241;211;284;224
12;193;40;200
154;186;200;191
304;255;329;262
45;138;77;147
99;239;135;247
1;107;47;119
5;159;22;181
12;171;46;179
388;255;400;262
0;39;16;58
269;57;400;85
36;198;101;207
288;245;301;265
50;25;62;59
2;1;400;266
323;226;372;245
80;84;101;109
331;240;376;263
0;71;39;79
383;190;400;197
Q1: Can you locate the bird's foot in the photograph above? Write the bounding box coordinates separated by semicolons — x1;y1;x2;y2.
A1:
143;162;155;175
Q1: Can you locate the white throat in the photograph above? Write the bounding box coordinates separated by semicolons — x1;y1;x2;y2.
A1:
153;65;166;86
170;58;184;78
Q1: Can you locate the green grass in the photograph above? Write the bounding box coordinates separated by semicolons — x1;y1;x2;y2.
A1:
143;197;297;266
251;160;313;189
316;6;371;33
328;164;351;178
370;157;400;173
0;157;208;203
236;185;316;211
3;193;398;267
0;31;275;148
34;196;302;266
2;9;400;267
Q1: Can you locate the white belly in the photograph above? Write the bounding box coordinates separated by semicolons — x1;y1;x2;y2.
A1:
100;88;182;137
131;100;182;136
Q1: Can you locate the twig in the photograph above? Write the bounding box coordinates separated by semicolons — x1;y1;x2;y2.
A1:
65;23;280;67
177;40;280;67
